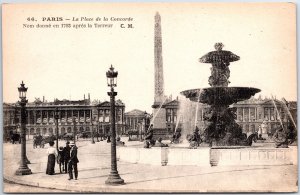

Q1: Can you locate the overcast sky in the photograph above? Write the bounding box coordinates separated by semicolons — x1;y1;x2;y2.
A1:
3;3;296;112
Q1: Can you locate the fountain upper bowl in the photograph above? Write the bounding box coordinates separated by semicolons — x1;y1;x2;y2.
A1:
180;87;261;105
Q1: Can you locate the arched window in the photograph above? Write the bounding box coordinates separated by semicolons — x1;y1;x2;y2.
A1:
61;127;66;134
43;128;47;135
49;128;53;134
36;128;41;135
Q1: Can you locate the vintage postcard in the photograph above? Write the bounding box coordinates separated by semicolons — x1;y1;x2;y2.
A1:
2;2;297;193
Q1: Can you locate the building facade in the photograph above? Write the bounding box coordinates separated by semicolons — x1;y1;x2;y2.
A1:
3;97;126;139
124;109;150;135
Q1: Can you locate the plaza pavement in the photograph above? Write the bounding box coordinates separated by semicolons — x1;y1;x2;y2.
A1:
3;138;298;193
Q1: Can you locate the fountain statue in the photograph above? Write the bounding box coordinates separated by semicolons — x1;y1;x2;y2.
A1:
273;127;288;148
181;43;261;146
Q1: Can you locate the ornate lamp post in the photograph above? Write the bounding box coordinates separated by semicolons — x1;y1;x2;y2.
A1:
55;107;59;151
73;117;77;144
15;81;32;175
96;121;100;142
91;117;96;144
105;65;124;185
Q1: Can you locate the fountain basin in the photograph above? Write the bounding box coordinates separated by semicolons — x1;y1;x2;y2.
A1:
181;87;261;105
117;146;297;166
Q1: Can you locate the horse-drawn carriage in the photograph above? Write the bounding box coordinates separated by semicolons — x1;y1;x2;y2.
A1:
33;135;45;148
33;134;57;148
10;133;21;144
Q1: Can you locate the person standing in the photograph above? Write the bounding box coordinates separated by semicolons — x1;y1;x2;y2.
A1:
63;141;71;173
57;146;65;173
46;141;57;175
68;143;79;180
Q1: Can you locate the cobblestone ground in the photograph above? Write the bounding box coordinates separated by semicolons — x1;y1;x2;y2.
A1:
3;138;298;193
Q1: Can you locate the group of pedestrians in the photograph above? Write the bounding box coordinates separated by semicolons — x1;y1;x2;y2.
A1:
46;141;79;180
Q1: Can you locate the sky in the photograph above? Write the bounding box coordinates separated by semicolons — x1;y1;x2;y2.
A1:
3;3;297;113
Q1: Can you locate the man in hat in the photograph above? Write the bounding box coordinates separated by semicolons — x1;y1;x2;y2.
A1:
63;141;71;173
68;143;79;180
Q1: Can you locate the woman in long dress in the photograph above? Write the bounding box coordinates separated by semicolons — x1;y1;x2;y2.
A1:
46;141;57;175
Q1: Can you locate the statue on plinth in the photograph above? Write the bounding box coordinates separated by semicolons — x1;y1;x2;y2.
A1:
144;125;155;148
171;129;181;144
187;126;201;149
273;127;288;148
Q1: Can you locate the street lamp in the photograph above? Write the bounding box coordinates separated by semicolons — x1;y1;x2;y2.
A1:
105;65;124;185
73;117;77;145
15;81;32;175
96;121;100;142
55;107;60;151
91;117;96;144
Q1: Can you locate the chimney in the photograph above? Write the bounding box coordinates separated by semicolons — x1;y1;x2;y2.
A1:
43;96;45;102
84;94;85;100
88;93;90;101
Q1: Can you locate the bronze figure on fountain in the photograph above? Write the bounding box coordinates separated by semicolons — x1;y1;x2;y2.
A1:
273;127;288;148
144;125;156;148
187;126;201;148
171;128;182;144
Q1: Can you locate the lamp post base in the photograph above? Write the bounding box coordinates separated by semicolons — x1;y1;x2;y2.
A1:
19;156;31;165
25;156;31;164
91;140;95;144
15;166;32;175
105;172;124;185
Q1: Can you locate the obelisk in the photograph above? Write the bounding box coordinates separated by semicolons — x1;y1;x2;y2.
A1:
152;12;166;130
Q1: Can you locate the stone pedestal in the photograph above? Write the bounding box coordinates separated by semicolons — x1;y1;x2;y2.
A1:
152;107;166;129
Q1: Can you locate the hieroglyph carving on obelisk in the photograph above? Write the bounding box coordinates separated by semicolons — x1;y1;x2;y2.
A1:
154;12;165;104
152;12;166;130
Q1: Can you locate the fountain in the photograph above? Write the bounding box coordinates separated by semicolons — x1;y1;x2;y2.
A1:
181;43;261;146
117;43;296;167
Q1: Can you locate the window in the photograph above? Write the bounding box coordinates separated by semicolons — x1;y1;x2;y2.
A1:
244;108;249;121
61;110;66;118
270;108;275;121
245;124;249;133
167;115;171;122
79;110;84;117
258;111;262;120
250;108;255;121
264;108;269;120
98;110;103;116
237;108;243;121
86;110;90;118
251;124;256;133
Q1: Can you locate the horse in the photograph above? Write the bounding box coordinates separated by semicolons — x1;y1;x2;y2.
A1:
33;135;44;148
10;133;21;144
